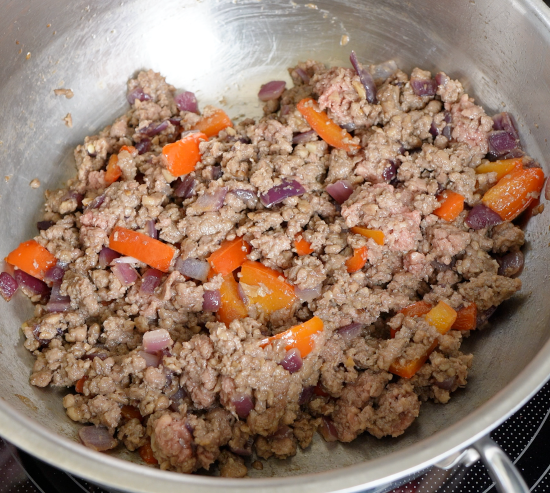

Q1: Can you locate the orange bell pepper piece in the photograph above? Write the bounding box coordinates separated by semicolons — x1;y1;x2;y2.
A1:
482;167;545;221
261;316;324;358
294;234;314;255
218;273;248;326
391;300;433;338
475;157;523;181
350;226;385;246
121;405;143;422
433;190;465;222
75;376;88;394
108;226;176;273
139;442;158;465
192;109;233;138
162;132;207;177
345;246;368;273
208;237;251;276
452;303;477;331
119;145;137;155
239;260;296;314
104;154;122;185
6;240;57;281
424;301;457;335
389;340;438;379
296;98;360;152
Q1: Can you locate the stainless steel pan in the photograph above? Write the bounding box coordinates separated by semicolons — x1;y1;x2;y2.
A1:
1;0;549;491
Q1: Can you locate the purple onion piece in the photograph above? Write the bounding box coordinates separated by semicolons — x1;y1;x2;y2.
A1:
211;166;223;180
193;187;227;212
295;284;321;302
350;51;377;104
145;220;158;240
44;263;66;283
0;272;18;301
175;91;199;113
487;130;521;160
326;180;354;204
337;323;363;343
442;123;452;140
299;386;315;405
143;328;172;353
272;425;293;439
260;180;306;208
233;394;254;419
292;130;317;145
279;348;303;374
127;86;151;105
230;189;256;202
169;117;182;127
492;112;520;141
237;283;248;304
111;263;139;286
434;376;456;391
229;438;253;457
382;162;398;182
140;269;163;294
169;387;187;412
37;220;54;231
429;121;439;138
497;251;524;277
175;257;210;282
99;247;121;269
134;139;151;155
173;174;196;199
14;270;49;298
139;120;169;137
477;306;497;328
280;104;292;117
435;72;449;87
86;194;105;211
410;78;437;97
46;282;70;313
319;417;338;442
295;67;310;84
465;204;503;230
81;352;109;361
258;81;286;102
79;426;118;452
138;350;161;367
203;290;221;312
340;122;357;132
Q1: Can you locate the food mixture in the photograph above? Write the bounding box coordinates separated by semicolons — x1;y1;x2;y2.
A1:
0;53;545;477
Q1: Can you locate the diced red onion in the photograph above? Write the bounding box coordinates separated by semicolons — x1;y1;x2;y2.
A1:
292;130;316;145
62;190;83;208
81;352;109;361
434;376;456;391
341;122;357;132
272;425;293;439
140;269;163;294
99;247;120;269
295;67;310;84
175;257;210;282
442;113;452;139
86;194;105;211
169;117;182;127
37;220;54;231
326;180;353;204
46;282;70;313
14;270;49;298
465;204;503;230
350;51;377;104
138;350;161;368
113;256;140;264
280;104;292;116
237;283;248;304
411;77;437;97
134;138;151;155
229;438;253;456
487;130;521;160
497;251;524;277
79;426;118;452
429;121;439;138
295;284;322;302
233;394;254;418
279;348;303;373
139;120;169;137
230;189;257;202
44;263;66;283
258;80;286;102
169;387;187;412
435;72;449;87
194;187;227;212
370;60;398;85
127;86;151;105
143;328;172;354
203;290;221;312
337;323;363;343
477;306;497;328
175;91;199;113
211;166;223;180
173;174;196;199
299;386;315;405
319;417;338;442
0;272;18;301
145;220;158;239
260;180;306;207
111;263;139;286
492;112;520;141
382;162;398;182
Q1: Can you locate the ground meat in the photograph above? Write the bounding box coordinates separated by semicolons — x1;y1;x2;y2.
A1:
13;60;536;477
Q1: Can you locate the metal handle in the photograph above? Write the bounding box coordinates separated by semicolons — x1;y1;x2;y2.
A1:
474;436;529;493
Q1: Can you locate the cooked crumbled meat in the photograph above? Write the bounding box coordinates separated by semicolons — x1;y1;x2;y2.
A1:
13;60;536;476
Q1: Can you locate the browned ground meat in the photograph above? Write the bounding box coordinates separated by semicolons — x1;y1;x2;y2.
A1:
10;59;537;476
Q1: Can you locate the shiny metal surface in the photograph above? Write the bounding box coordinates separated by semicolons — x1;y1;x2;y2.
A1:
0;0;550;491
